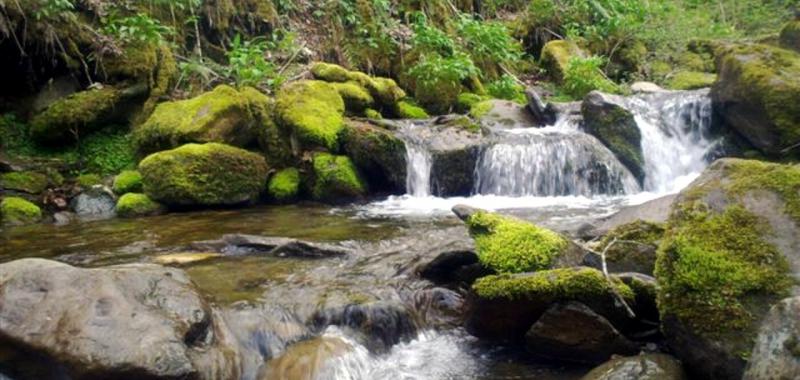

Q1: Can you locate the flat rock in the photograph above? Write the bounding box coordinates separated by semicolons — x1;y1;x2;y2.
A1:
581;353;687;380
190;234;349;258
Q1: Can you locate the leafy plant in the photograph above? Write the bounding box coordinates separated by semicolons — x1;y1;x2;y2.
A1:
103;13;173;44
32;0;74;21
487;74;525;102
562;55;619;99
226;34;284;89
456;15;523;70
408;52;479;91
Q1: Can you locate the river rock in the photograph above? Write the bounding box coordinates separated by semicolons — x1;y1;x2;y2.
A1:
744;296;800;380
418;250;492;285
582;91;645;185
591;194;677;236
631;82;666;93
310;301;417;353
525;302;639;364
69;186;116;221
584;220;665;276
407;119;483;196
474;99;538;130
526;87;555;125
712;43;800;157
0;258;239;379
581;353;687;380
340;120;407;193
261;335;354;380
654;158;800;379
191;234;350;258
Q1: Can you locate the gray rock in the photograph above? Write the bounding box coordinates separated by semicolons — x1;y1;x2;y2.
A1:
525;87;555;125
191;234;350;258
630;82;666;94
591;194;676;237
744;296;800;380
581;353;687;380
474;99;538;130
70;186;116;221
340;120;407;193
418;250;491;285
525;302;639;364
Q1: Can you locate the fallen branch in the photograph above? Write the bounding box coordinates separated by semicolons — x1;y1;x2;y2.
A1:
598;237;637;318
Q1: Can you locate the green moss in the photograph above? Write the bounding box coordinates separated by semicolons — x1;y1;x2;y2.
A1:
311;62;351;82
368;77;406;105
676;51;714;73
30;87;122;144
395;100;429;119
0;172;48;194
469;100;494;118
268;168;301;202
723;159;800;222
444;115;481;133
456;93;488;113
667;71;717;90
275;80;345;151
104;42;159;82
112;170;143;195
240;87;293;167
473;267;634;301
598;220;665;261
582;100;644;183
540;40;584;82
331;82;374;113
779;20;800;52
139;143;269;206
311;153;367;202
79;128;137;175
465;211;569;273
310;62;406;107
0;197;42;226
116;193;164;218
364;108;383;119
77;174;103;187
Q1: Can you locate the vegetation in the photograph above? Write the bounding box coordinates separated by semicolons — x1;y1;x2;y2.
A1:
473;267;634;301
116;193;164;218
268;168;301;202
0;197;42;226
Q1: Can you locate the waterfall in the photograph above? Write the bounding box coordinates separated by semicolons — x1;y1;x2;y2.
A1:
401;123;433;197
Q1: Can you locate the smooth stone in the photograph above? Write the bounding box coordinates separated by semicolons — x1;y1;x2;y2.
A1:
581;353;687;380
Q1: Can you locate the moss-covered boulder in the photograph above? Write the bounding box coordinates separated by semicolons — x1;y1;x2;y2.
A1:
115;193;165;218
134;85;267;155
453;205;587;273
467;267;635;341
780;20;800;53
654;158;800;379
712;44;800;157
275;80;345;151
582;91;645;185
541;40;586;82
139;143;268;207
1;197;42;226
246;89;293;167
76;174;103;188
310;153;367;202
472;99;538;130
330;82;375;113
587;220;664;276
112;170;143;195
30;87;126;144
340;121;406;193
267;168;301;202
395;100;429;119
667;71;717;90
310;63;405;108
0;171;49;194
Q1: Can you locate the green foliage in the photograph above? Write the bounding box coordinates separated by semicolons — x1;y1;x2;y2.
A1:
79;128;136;175
0;197;42;226
32;0;74;21
268;168;301;201
116;193;164;218
226;34;284;89
113;170;143;195
455;15;523;69
103;13;173;44
487;75;525;102
562;56;619;99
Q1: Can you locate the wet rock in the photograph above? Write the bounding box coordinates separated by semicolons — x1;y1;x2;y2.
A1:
525;87;555;125
153;252;223;265
581;353;687;380
655;158;800;379
412;287;467;328
0;258;239;379
584;220;665;276
310;301;417;353
418;250;492;285
744;296;800;380
473;99;538;130
424;121;483;196
191;234;350;258
631;82;666;94
616;273;659;324
260;335;353;380
525;302;639;364
582;91;645;185
340;120;406;193
52;211;77;225
591;194;676;236
69;186;116;221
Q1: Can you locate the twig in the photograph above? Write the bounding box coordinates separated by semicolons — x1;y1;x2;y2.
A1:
598;237;637;318
277;42;307;76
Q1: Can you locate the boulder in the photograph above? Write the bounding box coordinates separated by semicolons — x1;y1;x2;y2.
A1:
267;168;301;202
780;20;800;53
744;296;800;379
0;171;48;194
0;197;42;226
582;91;645;185
139;143;268;207
275;80;345;151
525;302;639;364
453;205;588;273
0;259;239;379
112;170;143;195
330;81;374;113
70;187;117;221
418;250;492;285
310;153;367;202
712;44;800;156
340;121;406;193
585;220;665;275
541;40;586;82
654;158;800;379
115;193;166;218
408;118;483;196
581;353;687;380
592;194;677;236
310;62;405;108
472;99;538;130
467;267;635;341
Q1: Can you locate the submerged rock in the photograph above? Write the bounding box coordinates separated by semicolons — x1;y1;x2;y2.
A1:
0;259;239;379
139;143;269;207
581;353;687;380
190;234;349;258
744;296;800;380
418;250;492;285
525;302;639;364
310;301;417;353
655;158;800;379
261;335;354;380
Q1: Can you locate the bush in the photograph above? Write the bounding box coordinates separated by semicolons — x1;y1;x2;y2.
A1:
562;56;619;99
487;75;525;102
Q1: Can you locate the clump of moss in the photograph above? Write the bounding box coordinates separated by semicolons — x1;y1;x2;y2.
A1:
598;220;664;260
331;82;375;113
364;109;383;119
30;87;123;144
311;153;367;202
116;193;164;218
139;143;269;206
311;62;351;82
465;211;569;273
457;93;489;113
667;71;716;90
724;159;800;222
473;267;634;301
275;80;345;151
268;168;301;202
112;170;143;195
77;174;103;188
540;40;585;82
0;172;49;194
469;100;495;118
310;62;406;107
0;197;42;226
240;87;293;167
395;100;429;119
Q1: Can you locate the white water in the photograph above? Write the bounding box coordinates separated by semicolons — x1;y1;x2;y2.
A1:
403;131;433;197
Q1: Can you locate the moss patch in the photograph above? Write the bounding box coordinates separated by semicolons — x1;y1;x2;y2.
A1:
473;267;634;301
268;168;301;202
116;193;164;218
0;197;42;226
112;170;143;195
0;172;48;194
465;211;569;273
275;80;345;151
311;153;367;202
331;82;374;113
469;100;495;119
395;100;429;119
724;159;800;222
76;174;103;188
598;220;665;263
31;87;123;144
310;62;405;107
540;40;585;82
667;71;717;90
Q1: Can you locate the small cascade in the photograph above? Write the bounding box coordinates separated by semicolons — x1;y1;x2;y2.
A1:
404;135;433;197
628;89;719;193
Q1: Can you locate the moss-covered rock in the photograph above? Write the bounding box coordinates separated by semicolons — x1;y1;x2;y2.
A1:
779;20;800;53
30;87;124;144
541;40;586;82
582;91;645;185
711;44;800;157
456;93;489;114
310;153;367;202
267;168;301;202
467;267;634;341
589;220;665;275
395;100;429;119
655;158;800;379
116;193;165;218
0;171;49;194
364;109;383;119
0;197;42;226
242;88;293;167
112;170;143;195
331;82;374;113
134;85;266;155
275;80;345;151
340;121;406;193
310;62;406;108
139;143;268;207
76;174;103;188
667;71;717;90
454;206;586;273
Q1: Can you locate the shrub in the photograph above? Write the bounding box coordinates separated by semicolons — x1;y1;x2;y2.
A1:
562;56;619;99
